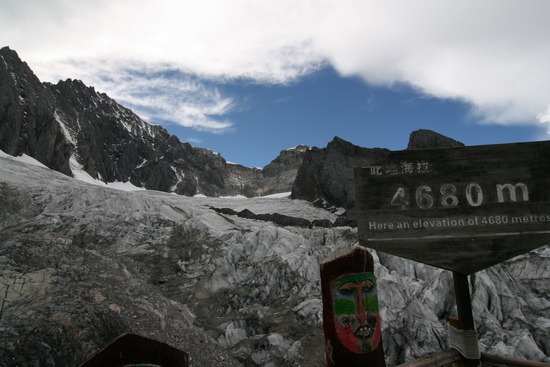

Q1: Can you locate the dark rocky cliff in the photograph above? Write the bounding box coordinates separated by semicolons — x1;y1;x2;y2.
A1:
291;137;389;209
290;130;465;212
0;47;72;175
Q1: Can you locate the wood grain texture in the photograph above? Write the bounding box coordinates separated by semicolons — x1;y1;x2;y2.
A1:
354;141;550;274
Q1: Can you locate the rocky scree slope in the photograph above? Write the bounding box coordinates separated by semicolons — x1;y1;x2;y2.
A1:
0;153;548;366
0;46;304;197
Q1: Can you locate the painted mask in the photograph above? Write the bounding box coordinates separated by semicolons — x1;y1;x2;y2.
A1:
331;272;381;354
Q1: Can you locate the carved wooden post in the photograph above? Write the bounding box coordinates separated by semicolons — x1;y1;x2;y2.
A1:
321;247;386;367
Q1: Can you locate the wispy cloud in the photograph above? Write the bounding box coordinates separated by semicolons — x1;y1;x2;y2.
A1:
37;59;235;132
3;0;550;133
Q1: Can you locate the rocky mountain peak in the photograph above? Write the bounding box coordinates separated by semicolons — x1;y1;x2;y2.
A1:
326;135;356;151
407;129;465;150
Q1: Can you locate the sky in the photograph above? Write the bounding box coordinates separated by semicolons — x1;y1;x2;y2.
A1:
2;0;550;168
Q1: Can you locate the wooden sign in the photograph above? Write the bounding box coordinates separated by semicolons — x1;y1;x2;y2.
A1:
79;333;188;367
354;140;550;274
321;247;386;367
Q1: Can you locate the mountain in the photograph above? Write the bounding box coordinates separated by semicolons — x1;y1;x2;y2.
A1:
0;151;548;366
291;131;464;218
0;47;305;197
0;46;463;203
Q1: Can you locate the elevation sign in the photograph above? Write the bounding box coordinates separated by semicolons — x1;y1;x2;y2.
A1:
354;140;550;274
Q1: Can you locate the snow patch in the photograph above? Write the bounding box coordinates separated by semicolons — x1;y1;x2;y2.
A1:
18;155;47;168
106;181;146;192
0;149;48;168
54;111;77;146
69;156;145;191
261;192;291;199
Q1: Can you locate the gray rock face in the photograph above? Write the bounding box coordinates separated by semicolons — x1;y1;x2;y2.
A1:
262;145;308;195
407;129;464;150
0;47;72;175
291;131;465;212
0;47;305;198
1;153;548;366
291;137;389;210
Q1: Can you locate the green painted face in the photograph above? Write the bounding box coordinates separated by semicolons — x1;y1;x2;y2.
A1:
330;272;381;354
332;272;379;315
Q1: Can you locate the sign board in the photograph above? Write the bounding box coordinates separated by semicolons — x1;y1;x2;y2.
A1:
354;141;550;274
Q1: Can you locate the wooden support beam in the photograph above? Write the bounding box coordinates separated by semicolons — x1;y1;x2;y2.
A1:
452;272;480;367
480;352;550;367
396;350;462;367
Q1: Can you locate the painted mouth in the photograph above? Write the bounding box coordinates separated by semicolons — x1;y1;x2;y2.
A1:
353;323;375;338
353;314;377;339
336;313;378;339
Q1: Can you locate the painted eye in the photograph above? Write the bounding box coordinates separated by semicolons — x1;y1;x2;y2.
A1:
338;283;357;296
361;280;375;293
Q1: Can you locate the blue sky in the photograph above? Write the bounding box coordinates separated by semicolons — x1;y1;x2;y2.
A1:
170;66;544;167
2;1;549;168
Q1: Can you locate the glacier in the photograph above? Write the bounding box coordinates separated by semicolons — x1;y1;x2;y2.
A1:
0;153;548;366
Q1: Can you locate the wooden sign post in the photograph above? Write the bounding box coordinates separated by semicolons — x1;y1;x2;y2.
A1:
353;140;550;366
321;247;386;367
354;140;550;274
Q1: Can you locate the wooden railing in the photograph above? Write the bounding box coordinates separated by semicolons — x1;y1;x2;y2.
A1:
396;350;550;367
480;353;550;367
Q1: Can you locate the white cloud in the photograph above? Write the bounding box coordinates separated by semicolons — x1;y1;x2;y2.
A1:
537;106;550;134
32;59;235;132
2;0;550;132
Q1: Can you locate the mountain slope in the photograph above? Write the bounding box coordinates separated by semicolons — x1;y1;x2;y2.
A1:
0;47;305;197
